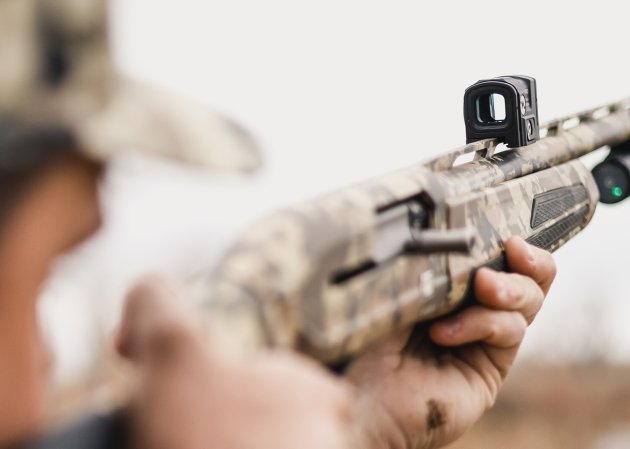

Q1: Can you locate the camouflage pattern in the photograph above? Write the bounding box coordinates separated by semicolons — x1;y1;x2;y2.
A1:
192;101;630;362
0;0;260;171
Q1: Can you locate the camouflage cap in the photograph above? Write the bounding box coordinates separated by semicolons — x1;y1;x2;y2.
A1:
0;0;261;172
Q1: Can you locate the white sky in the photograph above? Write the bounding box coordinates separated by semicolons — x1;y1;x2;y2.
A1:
40;0;630;386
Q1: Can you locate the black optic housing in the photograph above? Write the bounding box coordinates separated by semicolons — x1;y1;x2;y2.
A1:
592;141;630;204
464;75;539;148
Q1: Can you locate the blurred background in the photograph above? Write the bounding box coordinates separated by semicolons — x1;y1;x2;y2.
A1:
41;0;630;447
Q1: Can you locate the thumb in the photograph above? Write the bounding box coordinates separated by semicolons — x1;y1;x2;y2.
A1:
116;276;203;366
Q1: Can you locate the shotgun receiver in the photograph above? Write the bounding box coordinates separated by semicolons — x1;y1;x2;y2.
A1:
191;76;630;363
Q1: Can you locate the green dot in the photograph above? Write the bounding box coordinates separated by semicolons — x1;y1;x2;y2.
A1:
612;186;623;197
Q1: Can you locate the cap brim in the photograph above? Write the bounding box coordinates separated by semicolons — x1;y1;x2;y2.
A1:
77;77;262;173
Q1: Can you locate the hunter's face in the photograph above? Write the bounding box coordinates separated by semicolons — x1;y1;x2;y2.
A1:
0;154;102;445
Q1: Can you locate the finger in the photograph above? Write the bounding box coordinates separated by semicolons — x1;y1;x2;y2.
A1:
429;306;527;349
505;236;557;295
116;276;201;364
474;268;545;323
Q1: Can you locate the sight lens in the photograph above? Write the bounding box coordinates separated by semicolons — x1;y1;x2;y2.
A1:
475;93;506;124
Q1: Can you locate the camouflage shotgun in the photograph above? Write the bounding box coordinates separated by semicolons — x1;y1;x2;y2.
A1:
189;77;630;363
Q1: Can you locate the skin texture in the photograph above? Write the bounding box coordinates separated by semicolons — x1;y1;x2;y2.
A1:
117;237;556;449
0;154;102;445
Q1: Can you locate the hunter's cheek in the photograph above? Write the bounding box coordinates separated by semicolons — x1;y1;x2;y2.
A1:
0;325;51;443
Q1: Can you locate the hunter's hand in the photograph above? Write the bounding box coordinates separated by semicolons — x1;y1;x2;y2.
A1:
345;237;556;449
116;277;354;449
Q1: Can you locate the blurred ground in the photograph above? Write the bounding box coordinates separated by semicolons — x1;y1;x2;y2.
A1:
447;362;630;449
52;360;630;448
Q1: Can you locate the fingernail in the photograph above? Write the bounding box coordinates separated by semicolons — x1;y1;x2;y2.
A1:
522;239;535;263
441;319;462;337
495;274;509;302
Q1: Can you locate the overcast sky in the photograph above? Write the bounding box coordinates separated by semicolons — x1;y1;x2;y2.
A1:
40;0;630;386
